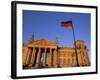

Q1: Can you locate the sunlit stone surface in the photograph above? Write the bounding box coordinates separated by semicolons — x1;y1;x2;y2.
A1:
23;36;90;69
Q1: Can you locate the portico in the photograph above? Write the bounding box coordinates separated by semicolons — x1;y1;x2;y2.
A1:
23;39;58;68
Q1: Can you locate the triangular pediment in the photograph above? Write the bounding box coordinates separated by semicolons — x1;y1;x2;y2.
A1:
29;38;57;46
35;39;52;45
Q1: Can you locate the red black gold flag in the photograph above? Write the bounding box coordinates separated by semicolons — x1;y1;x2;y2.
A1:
61;21;72;29
61;20;79;66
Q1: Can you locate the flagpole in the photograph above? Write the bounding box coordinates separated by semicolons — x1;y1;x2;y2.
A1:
71;22;79;67
61;20;79;66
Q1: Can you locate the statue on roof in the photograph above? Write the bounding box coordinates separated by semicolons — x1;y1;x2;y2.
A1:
28;33;35;44
54;37;59;44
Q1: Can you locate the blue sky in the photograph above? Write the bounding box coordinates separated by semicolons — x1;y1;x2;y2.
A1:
23;10;91;56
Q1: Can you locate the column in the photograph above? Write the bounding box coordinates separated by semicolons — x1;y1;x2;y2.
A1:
25;48;32;65
49;48;52;67
43;48;47;66
30;48;36;66
23;47;28;65
53;49;58;67
36;48;41;67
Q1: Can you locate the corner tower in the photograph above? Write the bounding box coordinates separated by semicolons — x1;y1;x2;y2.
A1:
74;40;90;66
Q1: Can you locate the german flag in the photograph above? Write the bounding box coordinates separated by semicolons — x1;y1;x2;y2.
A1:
61;21;72;29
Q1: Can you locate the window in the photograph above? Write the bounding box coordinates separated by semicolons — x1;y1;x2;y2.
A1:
75;52;79;56
63;59;66;64
64;53;66;57
72;53;74;57
72;58;74;64
68;59;70;64
58;58;61;64
68;53;73;56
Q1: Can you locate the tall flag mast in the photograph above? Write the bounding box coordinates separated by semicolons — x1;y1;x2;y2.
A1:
61;21;79;66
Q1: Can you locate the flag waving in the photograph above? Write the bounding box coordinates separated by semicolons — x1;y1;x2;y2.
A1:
61;21;72;29
61;20;79;66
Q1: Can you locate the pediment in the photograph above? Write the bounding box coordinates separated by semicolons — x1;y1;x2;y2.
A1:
29;38;57;46
35;39;52;45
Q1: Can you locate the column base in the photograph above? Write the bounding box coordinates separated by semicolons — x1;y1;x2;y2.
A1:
48;64;53;68
53;64;58;68
43;64;46;67
48;65;51;67
35;63;40;68
28;64;33;67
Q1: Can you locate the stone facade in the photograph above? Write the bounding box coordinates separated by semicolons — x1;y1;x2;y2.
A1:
23;37;90;69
